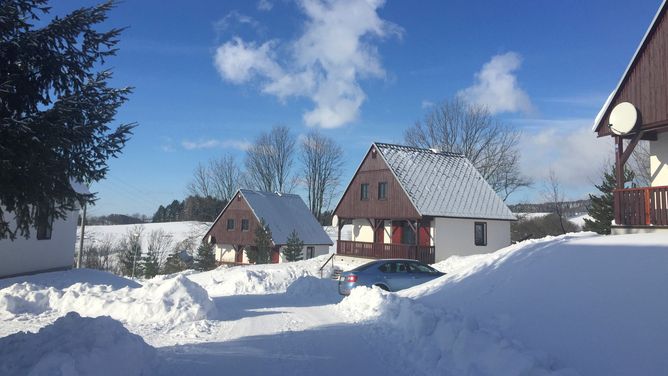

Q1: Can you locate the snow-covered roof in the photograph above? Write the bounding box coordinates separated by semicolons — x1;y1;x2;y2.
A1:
593;0;667;132
375;143;516;221
240;189;333;246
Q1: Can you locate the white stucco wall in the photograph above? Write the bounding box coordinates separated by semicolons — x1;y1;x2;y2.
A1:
214;243;249;264
650;132;668;186
433;217;510;262
0;209;79;278
278;244;330;263
351;219;374;242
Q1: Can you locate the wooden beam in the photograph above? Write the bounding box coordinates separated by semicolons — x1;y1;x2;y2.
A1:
615;136;624;190
620;130;646;166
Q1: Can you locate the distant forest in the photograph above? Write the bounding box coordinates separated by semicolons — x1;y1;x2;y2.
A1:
508;199;591;217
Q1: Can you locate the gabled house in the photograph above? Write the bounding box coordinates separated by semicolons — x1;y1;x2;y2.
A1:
593;0;668;233
204;189;333;264
333;143;515;264
0;181;89;278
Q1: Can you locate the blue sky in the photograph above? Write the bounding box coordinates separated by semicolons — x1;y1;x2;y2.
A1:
51;0;661;217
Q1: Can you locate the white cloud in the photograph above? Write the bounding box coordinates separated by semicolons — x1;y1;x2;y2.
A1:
181;139;251;151
458;52;533;114
421;100;434;109
213;0;401;128
214;38;282;84
517;118;612;189
257;0;273;11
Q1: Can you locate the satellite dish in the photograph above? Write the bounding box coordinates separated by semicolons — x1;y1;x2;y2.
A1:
609;102;638;135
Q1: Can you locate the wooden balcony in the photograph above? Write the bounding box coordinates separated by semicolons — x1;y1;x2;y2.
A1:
614;186;668;226
337;240;435;264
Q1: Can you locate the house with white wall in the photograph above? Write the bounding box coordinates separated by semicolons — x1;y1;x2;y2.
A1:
333;143;515;264
0;182;88;278
203;189;333;264
592;0;668;233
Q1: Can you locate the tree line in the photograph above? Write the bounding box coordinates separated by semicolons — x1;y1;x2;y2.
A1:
181;126;344;225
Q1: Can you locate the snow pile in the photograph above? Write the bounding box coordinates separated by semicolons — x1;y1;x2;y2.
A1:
0;275;216;326
285;276;338;298
405;232;668;376
339;287;577;376
0;268;140;290
189;255;332;296
0;312;157;376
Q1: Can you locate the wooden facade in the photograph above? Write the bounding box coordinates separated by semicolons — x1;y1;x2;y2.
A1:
593;2;668;228
334;145;435;264
595;4;668;138
334;145;420;220
206;192;262;247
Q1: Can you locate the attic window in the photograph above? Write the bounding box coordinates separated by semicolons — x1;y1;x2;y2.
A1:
360;183;369;200
241;219;249;232
371;148;377;158
227;219;235;231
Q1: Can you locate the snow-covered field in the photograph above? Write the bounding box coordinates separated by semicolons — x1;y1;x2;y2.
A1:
1;233;667;375
78;221;212;251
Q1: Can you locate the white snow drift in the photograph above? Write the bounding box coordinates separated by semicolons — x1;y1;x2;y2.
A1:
188;255;332;296
0;312;157;376
0;275;216;326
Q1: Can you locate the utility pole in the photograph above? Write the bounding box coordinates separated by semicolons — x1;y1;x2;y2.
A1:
77;203;87;268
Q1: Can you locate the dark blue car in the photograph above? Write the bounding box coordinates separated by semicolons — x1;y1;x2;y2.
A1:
338;259;445;295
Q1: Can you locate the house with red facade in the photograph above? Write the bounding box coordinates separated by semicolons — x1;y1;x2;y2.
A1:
204;189;332;264
333;143;515;264
593;0;668;233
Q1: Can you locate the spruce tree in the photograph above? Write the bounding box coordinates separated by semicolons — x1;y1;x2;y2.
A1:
282;230;304;262
584;166;635;235
162;251;186;274
248;218;272;264
142;251;160;278
1;0;135;240
194;242;216;271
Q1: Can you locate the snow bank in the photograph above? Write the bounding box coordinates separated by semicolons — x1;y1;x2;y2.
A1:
403;232;668;376
189;255;332;296
0;312;157;376
339;287;577;376
0;268;140;290
285;276;338;298
0;275;216;326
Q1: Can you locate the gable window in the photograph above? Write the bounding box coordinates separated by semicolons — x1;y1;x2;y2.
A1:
378;182;387;200
360;183;369;200
227;219;235;231
241;219;249;232
474;222;487;246
36;205;53;240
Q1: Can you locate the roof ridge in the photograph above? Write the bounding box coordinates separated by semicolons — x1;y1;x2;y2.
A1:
240;189;300;197
374;142;465;158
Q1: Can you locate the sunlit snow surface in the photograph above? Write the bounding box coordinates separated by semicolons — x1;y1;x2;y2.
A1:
1;233;667;376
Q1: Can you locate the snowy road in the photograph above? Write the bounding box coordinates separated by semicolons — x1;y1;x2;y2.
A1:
155;294;407;376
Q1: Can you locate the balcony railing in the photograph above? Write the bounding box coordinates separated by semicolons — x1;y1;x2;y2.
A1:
614;186;668;226
337;240;435;264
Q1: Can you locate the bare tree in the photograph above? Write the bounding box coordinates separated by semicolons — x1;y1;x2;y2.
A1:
146;229;173;270
245;125;296;192
187;163;212;198
543;169;567;234
404;98;531;200
629;140;651;187
300;131;345;222
209;154;243;201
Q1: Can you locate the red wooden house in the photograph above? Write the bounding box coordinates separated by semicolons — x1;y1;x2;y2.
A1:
333;143;515;264
204;189;332;264
593;0;668;233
